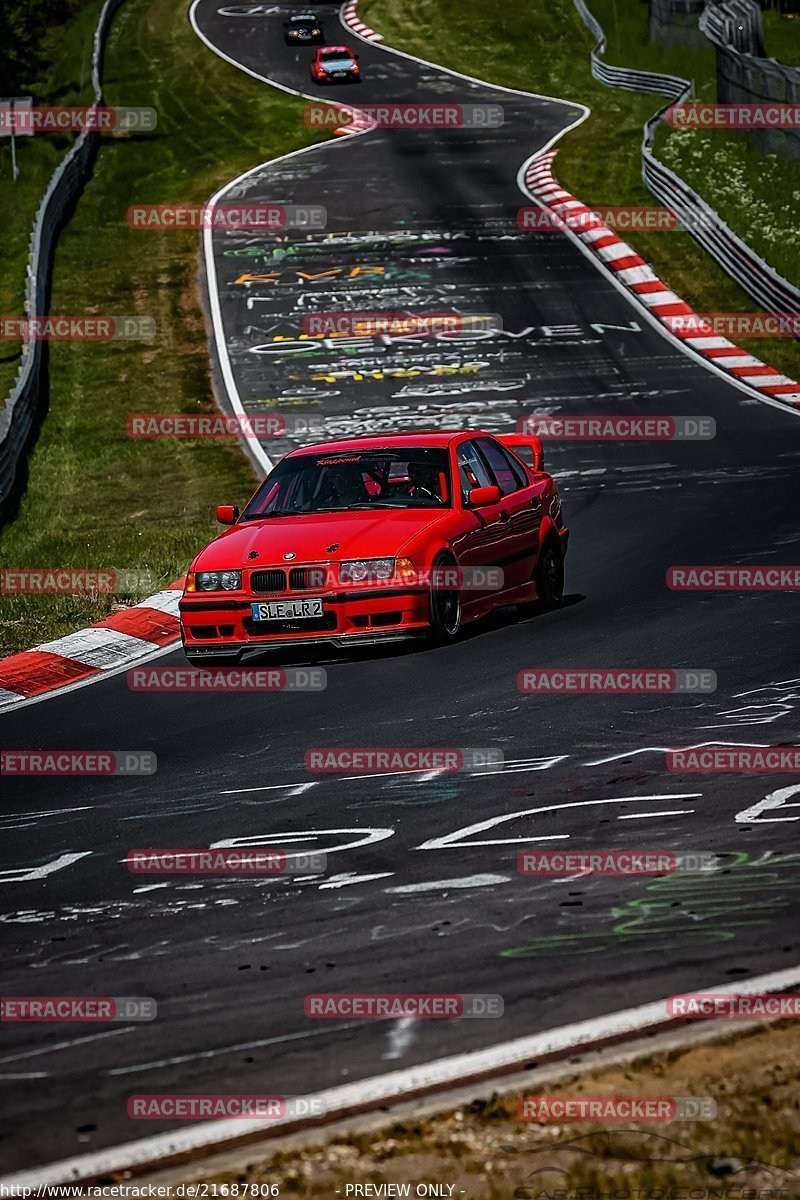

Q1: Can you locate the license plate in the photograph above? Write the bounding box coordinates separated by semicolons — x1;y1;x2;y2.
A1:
251;598;324;621
333;71;346;77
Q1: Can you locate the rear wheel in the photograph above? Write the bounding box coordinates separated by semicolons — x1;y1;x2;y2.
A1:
427;554;462;644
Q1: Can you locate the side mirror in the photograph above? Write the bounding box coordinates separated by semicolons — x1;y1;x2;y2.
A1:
468;485;501;507
216;504;239;525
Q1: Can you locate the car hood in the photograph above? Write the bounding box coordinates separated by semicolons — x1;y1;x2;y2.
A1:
193;510;450;570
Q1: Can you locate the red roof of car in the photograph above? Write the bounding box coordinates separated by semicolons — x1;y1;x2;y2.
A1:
287;431;479;456
318;45;351;53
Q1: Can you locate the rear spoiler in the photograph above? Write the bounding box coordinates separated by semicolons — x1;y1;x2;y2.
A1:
497;433;544;473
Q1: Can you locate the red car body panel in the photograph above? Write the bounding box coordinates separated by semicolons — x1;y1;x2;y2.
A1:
179;431;568;657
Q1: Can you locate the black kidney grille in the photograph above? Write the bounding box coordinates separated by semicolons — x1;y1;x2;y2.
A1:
250;569;286;593
289;566;329;591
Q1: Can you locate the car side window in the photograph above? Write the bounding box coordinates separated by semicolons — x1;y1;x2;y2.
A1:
475;438;527;495
457;441;493;504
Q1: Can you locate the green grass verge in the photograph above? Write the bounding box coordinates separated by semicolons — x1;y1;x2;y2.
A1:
0;0;328;656
361;0;800;382
0;0;103;400
762;9;800;64
593;0;800;287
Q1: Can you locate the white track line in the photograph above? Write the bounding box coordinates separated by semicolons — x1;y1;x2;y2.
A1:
5;963;800;1187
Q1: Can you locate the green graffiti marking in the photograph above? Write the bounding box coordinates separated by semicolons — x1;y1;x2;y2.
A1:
500;851;800;958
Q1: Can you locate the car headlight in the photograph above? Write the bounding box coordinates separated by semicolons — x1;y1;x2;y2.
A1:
339;558;395;583
196;570;241;591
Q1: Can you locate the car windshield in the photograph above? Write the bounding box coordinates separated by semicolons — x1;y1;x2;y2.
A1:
321;56;354;68
241;448;452;518
291;14;317;21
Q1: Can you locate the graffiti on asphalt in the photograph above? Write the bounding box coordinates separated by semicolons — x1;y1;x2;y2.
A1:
500;851;800;958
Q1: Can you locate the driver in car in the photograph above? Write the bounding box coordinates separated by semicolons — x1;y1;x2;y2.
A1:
407;461;442;502
322;464;371;507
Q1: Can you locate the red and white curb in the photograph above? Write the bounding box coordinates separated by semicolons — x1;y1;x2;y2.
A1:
0;582;184;712
334;106;376;137
524;151;800;409
341;0;383;42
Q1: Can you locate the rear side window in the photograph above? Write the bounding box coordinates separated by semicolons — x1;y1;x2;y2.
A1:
456;441;493;502
475;438;527;495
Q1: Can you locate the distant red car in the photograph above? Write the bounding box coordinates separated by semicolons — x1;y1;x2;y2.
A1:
180;431;568;663
309;44;361;83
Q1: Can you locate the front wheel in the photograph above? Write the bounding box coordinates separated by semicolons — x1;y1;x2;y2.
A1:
534;538;564;608
427;554;462;644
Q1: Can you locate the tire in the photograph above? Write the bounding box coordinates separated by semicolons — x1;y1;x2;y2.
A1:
427;554;462;644
534;537;564;608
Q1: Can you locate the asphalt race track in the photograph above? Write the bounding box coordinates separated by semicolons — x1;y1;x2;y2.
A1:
1;1;799;1175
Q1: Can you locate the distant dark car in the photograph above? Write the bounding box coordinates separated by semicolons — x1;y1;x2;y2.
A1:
309;44;361;84
284;13;324;45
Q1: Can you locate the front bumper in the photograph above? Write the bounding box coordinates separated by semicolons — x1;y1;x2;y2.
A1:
313;71;359;83
180;585;430;652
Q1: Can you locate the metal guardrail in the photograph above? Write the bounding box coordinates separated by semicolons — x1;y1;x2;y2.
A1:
574;0;689;95
702;0;764;53
572;0;800;317
0;0;126;508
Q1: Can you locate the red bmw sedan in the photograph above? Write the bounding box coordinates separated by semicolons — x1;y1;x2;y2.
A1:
179;431;568;663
